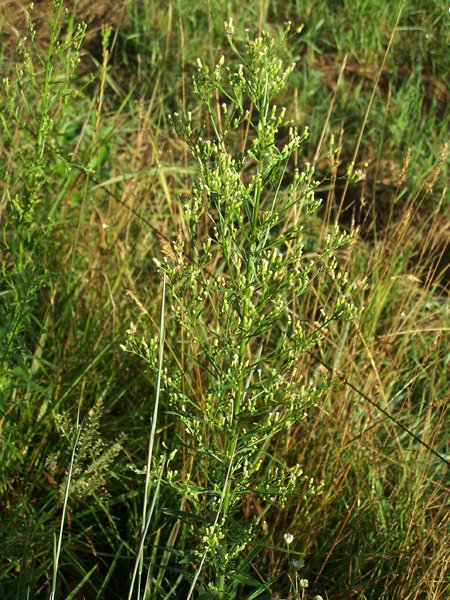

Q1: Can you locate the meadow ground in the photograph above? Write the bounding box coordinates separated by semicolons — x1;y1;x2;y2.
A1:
1;1;449;599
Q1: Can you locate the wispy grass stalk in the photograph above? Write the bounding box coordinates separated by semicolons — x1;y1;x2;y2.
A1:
49;417;81;600
128;275;166;600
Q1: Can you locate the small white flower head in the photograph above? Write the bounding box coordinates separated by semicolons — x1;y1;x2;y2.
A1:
126;322;137;335
284;532;294;545
300;579;309;588
225;17;235;36
314;596;324;600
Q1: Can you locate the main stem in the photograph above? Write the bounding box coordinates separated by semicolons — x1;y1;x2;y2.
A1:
217;152;264;595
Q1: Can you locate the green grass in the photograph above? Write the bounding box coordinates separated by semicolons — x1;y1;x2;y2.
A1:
1;1;449;599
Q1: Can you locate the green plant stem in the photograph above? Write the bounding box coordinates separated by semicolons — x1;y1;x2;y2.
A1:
37;1;63;159
217;158;264;596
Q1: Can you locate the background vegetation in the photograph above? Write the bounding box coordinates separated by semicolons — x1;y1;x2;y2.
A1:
1;0;448;598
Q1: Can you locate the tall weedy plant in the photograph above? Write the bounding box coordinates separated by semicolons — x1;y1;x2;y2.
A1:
1;5;120;597
125;21;360;598
0;0;86;390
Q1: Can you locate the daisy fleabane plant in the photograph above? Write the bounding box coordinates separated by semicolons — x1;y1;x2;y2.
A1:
125;21;360;598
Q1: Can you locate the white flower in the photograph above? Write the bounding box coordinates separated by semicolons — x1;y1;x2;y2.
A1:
126;322;137;335
283;532;294;545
